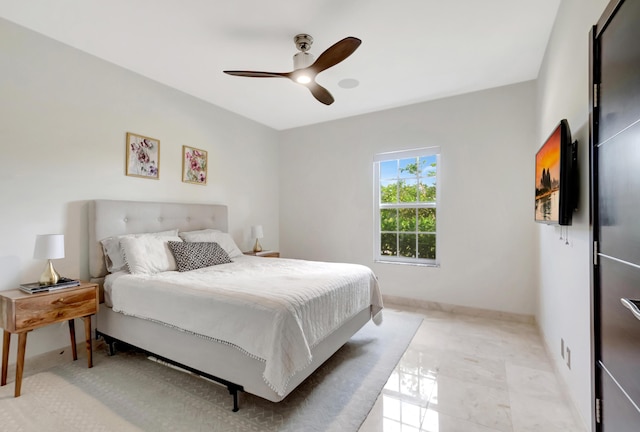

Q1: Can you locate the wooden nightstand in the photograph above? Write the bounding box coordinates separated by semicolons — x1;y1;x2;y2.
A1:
0;282;99;397
243;251;280;258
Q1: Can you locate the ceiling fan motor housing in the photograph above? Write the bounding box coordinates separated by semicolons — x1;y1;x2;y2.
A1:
293;52;314;69
293;34;314;70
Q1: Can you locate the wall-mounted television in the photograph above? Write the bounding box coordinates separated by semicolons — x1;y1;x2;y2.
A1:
534;119;578;225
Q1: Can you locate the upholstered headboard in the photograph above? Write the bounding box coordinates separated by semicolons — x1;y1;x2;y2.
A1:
88;199;228;284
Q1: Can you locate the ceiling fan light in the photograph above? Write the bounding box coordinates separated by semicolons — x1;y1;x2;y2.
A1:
296;75;312;84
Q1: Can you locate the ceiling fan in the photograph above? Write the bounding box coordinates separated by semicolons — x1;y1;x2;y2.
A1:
223;34;361;105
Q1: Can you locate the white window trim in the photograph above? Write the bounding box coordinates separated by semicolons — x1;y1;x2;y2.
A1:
373;146;441;266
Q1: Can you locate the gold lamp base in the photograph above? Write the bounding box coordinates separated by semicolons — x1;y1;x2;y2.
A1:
253;239;263;253
39;260;60;286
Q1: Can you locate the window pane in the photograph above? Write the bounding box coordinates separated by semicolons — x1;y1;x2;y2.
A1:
381;180;398;203
418;177;436;202
398;208;417;232
399;179;418;203
380;160;398;180
399;158;418;179
380;209;397;231
418;208;436;232
398;234;416;258
419;155;437;178
418;234;436;259
381;233;397;256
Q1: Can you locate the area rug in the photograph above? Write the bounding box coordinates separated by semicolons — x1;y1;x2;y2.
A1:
0;309;422;432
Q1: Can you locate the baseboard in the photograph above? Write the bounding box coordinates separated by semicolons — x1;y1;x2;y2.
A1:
383;294;535;324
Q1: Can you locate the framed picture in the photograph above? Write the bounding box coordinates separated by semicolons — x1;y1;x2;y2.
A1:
182;145;208;185
126;132;160;179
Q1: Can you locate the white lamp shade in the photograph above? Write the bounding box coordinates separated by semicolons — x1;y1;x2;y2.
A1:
251;225;264;239
33;234;65;260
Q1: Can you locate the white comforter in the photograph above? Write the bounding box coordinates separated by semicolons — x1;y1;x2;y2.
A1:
106;256;383;396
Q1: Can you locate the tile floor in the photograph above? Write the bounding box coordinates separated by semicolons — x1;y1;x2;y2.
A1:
359;305;586;432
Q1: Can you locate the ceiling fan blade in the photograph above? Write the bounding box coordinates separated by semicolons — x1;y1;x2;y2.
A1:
306;82;334;105
224;70;290;78
310;37;361;74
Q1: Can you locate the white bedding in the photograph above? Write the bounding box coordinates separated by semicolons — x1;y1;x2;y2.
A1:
105;255;383;396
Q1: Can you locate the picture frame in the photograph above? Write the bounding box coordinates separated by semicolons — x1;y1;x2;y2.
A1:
182;145;208;185
126;132;160;179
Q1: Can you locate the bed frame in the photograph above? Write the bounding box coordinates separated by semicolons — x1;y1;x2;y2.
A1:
88;199;371;410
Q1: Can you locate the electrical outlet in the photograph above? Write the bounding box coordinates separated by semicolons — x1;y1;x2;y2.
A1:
566;347;571;369
561;338;565;359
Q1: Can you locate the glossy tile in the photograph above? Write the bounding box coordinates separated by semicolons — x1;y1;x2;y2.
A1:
506;364;564;400
360;394;429;432
437;350;507;391
421;409;505;432
509;393;584;432
428;375;513;431
359;305;585;432
507;364;583;432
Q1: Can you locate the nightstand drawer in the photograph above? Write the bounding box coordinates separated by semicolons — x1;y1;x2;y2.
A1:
10;287;97;332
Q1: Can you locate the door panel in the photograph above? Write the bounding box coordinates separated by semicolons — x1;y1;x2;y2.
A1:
600;369;640;432
598;0;640;142
597;121;640;264
599;257;640;404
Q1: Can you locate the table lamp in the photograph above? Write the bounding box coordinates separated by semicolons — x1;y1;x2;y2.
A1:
34;234;65;285
251;225;264;253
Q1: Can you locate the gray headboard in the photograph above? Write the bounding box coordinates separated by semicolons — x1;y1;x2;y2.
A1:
89;199;228;282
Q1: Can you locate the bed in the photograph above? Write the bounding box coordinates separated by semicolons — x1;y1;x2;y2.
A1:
88;199;383;410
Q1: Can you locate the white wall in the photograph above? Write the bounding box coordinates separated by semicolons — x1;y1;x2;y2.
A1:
535;0;609;430
0;18;280;359
279;81;538;316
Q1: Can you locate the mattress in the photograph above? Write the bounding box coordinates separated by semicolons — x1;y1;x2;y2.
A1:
104;255;383;396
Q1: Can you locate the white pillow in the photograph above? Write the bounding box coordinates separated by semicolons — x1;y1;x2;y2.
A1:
100;229;179;273
178;228;220;237
179;229;243;258
120;235;183;274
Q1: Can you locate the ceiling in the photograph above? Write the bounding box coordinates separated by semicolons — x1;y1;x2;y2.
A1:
0;0;561;131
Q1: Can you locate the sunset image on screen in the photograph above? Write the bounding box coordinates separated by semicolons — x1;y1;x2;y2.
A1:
535;128;560;197
535;127;561;222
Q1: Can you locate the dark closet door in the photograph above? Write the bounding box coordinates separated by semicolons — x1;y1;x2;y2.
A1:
592;0;640;430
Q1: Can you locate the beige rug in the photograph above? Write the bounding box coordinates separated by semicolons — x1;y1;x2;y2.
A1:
0;310;421;432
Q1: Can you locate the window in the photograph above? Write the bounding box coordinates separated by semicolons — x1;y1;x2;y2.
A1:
374;147;440;265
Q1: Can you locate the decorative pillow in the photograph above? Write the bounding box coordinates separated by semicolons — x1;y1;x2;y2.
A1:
120;235;183;275
168;241;232;272
100;229;179;273
100;237;128;273
178;229;243;258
